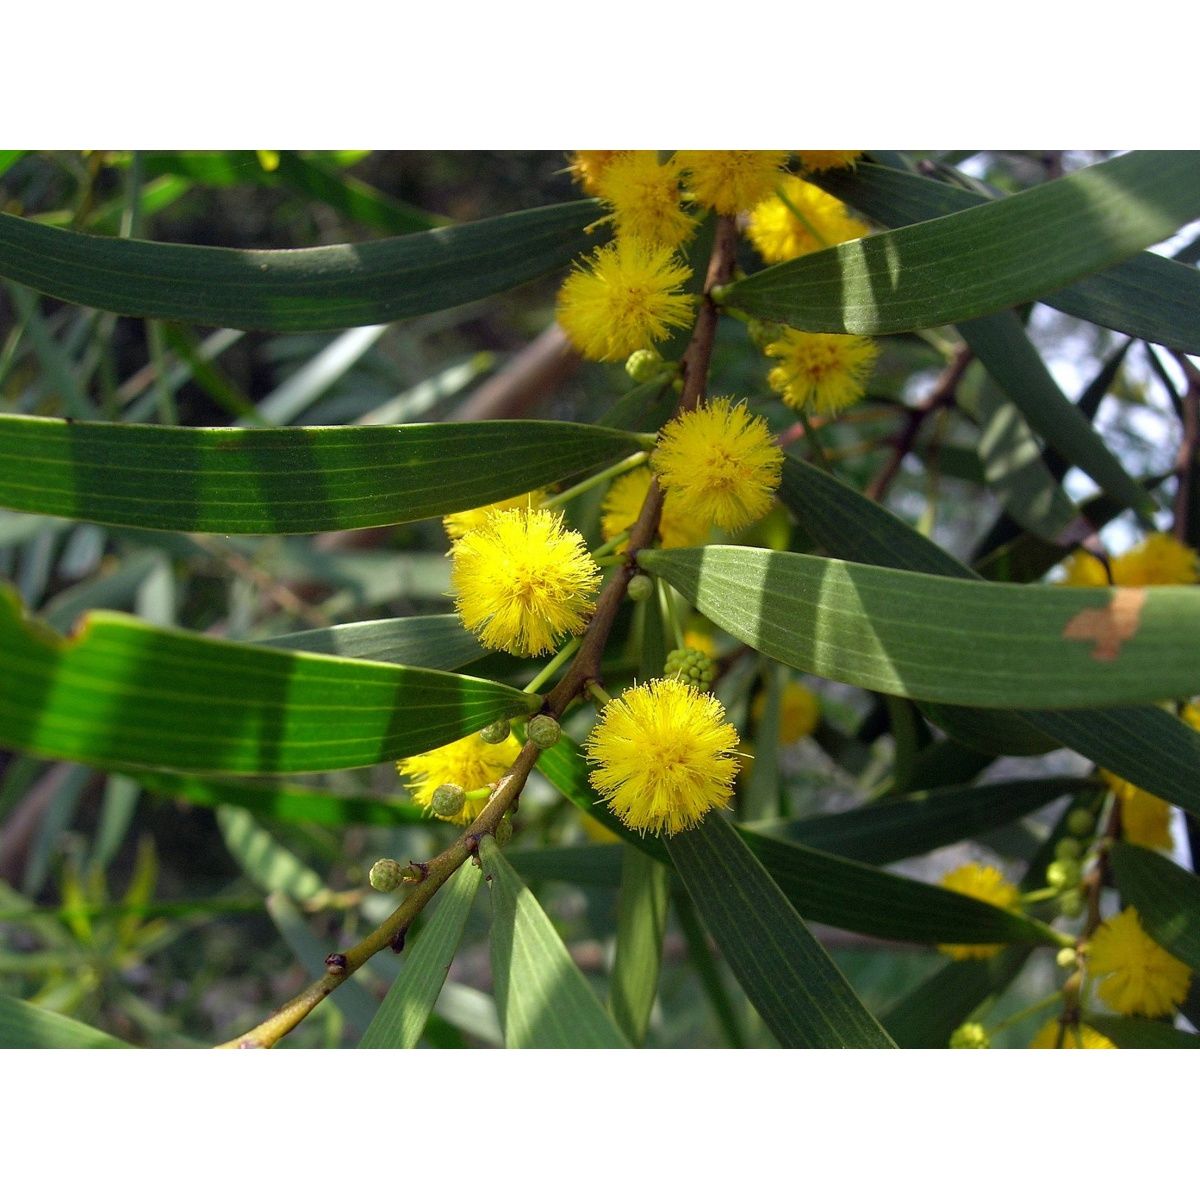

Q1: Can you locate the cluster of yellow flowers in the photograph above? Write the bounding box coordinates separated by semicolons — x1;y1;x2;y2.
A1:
557;151;879;418
1059;530;1199;587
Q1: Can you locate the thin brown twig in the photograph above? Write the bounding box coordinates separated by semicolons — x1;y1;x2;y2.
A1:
216;217;741;1049
866;345;972;503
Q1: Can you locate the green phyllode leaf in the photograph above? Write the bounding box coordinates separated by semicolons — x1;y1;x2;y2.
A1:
666;815;895;1048
0;585;538;775
360;862;483;1048
725;151;1200;336
641;544;1200;710
0;993;131;1049
0;199;602;331
479;837;627;1048
0;415;643;534
1109;843;1200;973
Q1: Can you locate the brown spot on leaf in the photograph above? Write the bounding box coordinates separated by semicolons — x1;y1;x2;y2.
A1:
1062;588;1146;662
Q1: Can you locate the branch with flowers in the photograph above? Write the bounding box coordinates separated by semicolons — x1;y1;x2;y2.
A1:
3;149;1200;1051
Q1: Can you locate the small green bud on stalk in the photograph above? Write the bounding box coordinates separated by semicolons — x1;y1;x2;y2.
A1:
479;719;511;745
432;782;467;818
1056;947;1078;969
369;858;405;893
747;318;785;352
948;1022;989;1049
626;573;654;603
495;813;514;846
1055;837;1083;861
1047;859;1081;890
527;714;562;749
625;348;664;383
1059;890;1084;919
1066;808;1096;838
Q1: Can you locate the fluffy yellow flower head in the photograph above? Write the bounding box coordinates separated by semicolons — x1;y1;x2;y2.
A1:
442;489;549;541
1183;701;1200;733
585;677;741;836
937;863;1021;960
1100;770;1173;850
795;151;864;173
450;507;600;657
675;151;790;215
557;239;695;363
1059;532;1198;588
1088;907;1192;1017
747;176;869;264
600;466;709;550
1029;1020;1115;1050
568;151;626;196
652;397;784;533
752;680;820;744
397;731;521;824
595;151;696;250
764;329;879;415
683;629;717;659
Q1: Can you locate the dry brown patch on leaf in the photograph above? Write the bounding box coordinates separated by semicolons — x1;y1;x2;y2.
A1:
1062;588;1146;662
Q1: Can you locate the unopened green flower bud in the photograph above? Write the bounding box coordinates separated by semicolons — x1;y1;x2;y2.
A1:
1058;890;1084;919
1055;837;1083;862
948;1022;989;1049
627;573;654;603
1056;946;1078;969
1066;808;1096;838
527;714;561;749
479;719;511;745
1047;859;1081;890
369;858;405;893
625;348;664;383
664;647;716;691
432;782;466;818
495;813;514;846
747;318;785;352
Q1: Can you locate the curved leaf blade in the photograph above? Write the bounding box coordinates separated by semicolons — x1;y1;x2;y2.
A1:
0;586;537;775
0;994;130;1049
0;416;642;534
1088;1015;1200;1049
480;837;627;1049
667;815;894;1048
0;200;602;332
359;862;482;1048
823;162;1200;352
1109;842;1200;972
725;151;1200;335
257;614;485;670
641;545;1200;710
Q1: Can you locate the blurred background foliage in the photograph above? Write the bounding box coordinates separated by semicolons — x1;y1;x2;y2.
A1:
0;150;1193;1048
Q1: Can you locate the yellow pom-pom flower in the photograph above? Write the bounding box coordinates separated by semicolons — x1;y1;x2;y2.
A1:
557;239;695;363
595;151;696;250
442;489;549;541
397;730;521;825
568;150;626;196
585;677;741;836
937;863;1021;960
746;176;869;264
675;151;790;215
600;466;709;550
683;629;718;659
795;151;864;173
450;507;600;656
1029;1020;1116;1050
1059;532;1198;588
1183;701;1200;733
1087;907;1192;1017
1100;770;1173;850
752;680;820;744
764;328;879;415
652;397;784;533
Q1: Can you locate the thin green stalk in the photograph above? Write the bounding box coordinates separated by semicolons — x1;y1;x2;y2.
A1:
797;410;835;473
523;637;581;695
586;680;614;706
659;579;686;651
542;451;648;510
986;988;1064;1038
591;529;631;559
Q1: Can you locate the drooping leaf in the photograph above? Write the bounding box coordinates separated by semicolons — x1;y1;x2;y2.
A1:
609;848;670;1046
257;615;485;670
666;815;894;1048
479;836;627;1049
0;994;130;1049
1109;842;1200;972
820;161;1200;352
0;415;643;534
641;544;1200;710
0;585;538;775
0;200;602;331
359;862;483;1048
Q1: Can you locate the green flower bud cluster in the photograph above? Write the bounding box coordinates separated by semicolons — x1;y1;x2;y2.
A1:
664;647;716;690
948;1022;990;1049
